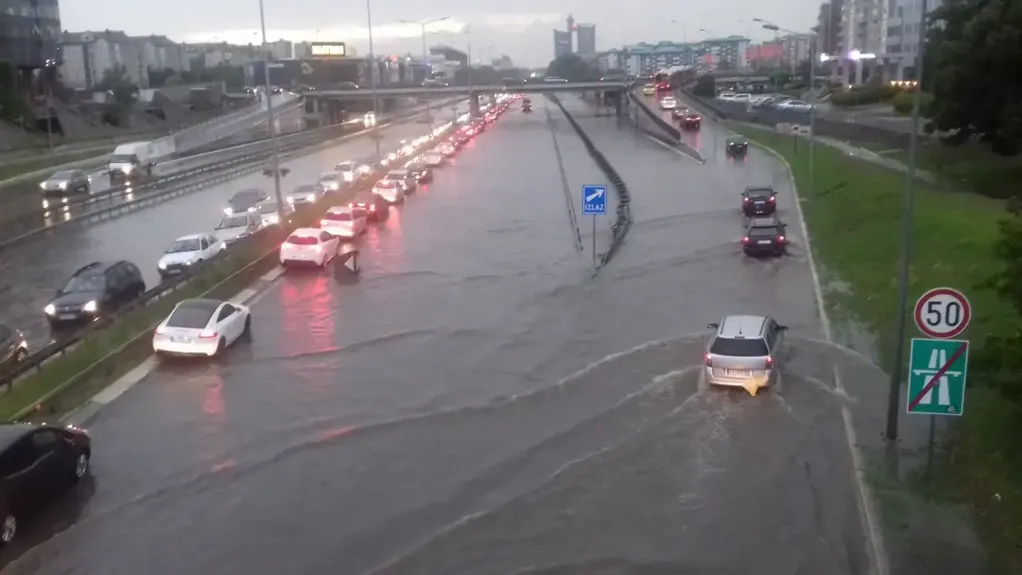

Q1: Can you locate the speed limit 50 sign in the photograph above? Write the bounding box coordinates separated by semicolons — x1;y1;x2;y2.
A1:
914;287;971;339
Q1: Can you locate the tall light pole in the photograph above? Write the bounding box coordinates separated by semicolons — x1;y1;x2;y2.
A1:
754;19;782;94
258;0;286;223
885;0;929;441
365;0;381;163
400;17;449;127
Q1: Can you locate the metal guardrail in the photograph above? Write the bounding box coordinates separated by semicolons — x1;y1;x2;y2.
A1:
547;94;632;271
1;117;461;396
625;88;705;164
0;98;464;250
677;89;916;149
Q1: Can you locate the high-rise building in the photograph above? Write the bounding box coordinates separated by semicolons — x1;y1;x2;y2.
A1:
576;24;596;61
816;1;843;56
553;30;572;59
0;0;61;70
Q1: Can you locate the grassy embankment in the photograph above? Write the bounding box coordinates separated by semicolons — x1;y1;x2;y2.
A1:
0;149;106;183
724;123;1022;574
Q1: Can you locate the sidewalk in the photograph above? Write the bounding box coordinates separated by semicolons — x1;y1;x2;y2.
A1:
735;120;937;184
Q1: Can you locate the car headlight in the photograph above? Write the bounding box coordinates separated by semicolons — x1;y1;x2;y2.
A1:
185;259;195;266
44;303;56;315
39;182;46;190
83;300;98;313
158;261;167;269
224;207;233;216
58;181;67;189
306;193;316;202
286;196;295;204
267;215;279;224
122;165;133;173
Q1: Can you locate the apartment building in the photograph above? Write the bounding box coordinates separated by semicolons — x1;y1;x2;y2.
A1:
61;30;148;89
838;0;886;83
0;0;61;70
882;0;938;80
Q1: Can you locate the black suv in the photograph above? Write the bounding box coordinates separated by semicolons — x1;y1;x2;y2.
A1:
349;191;389;222
45;261;146;326
726;136;749;157
742;218;787;257
742;186;776;216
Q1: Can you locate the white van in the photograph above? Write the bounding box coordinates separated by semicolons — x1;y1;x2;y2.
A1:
108;141;160;182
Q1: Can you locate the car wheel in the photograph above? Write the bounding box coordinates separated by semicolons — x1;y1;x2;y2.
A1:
0;513;15;545
71;451;90;481
215;337;226;355
242;315;252;337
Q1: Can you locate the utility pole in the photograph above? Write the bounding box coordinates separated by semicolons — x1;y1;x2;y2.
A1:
885;0;929;441
401;17;449;129
366;0;381;163
258;0;286;223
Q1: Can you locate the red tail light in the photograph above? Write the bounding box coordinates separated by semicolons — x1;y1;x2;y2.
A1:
704;353;712;366
743;197;749;202
778;235;785;242
769;196;776;202
742;237;750;244
320;219;329;226
199;331;218;340
765;356;774;368
369;204;376;211
348;202;354;208
155;326;166;335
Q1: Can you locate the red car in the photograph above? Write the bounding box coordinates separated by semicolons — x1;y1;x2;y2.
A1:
678;111;701;130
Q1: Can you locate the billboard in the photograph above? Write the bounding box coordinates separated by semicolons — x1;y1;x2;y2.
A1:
309;42;347;59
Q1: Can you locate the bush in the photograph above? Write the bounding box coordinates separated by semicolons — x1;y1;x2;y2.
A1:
828;84;900;107
891;91;934;116
692;75;715;98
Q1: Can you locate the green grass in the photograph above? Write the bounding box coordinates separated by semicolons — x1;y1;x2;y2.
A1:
0;241;279;421
727;122;1022;573
877;143;1022;201
0;149;106;182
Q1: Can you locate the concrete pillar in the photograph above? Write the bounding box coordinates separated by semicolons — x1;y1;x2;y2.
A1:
854;60;863;85
469;92;480;118
615;92;623;116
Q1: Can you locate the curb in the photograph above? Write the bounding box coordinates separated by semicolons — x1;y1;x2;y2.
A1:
722;117;891;575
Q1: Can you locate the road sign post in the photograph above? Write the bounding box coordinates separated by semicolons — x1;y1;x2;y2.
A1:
582;184;607;267
913;287;972;339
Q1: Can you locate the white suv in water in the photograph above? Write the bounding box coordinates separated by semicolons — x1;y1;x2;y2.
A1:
704;315;787;393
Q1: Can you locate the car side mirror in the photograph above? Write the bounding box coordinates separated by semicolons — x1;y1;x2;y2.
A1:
706;322;719;329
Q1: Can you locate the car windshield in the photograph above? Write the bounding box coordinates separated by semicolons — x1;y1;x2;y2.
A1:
728;138;746;144
217;216;249;229
231;191;263;202
320;174;339;182
376;180;397;188
710;337;769;357
165;238;201;253
746;189;773;198
63;273;104;293
749;226;781;237
292;185;316;194
407;163;425;171
386;172;406;179
324;211;352;221
166;306;215;329
258;202;277;214
51;170;75;179
336;162;355;171
286;235;319;245
109;154;136;162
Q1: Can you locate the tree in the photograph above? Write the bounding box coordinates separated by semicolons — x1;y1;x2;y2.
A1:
148;67;178;87
0;60;32;125
93;64;137;107
545;54;598;81
692;74;716;97
925;0;1022;155
973;198;1022;405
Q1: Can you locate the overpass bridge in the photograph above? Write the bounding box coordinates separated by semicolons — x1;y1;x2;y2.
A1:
303;81;629;119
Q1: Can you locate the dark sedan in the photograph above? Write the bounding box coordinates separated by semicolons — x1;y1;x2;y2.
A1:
726;136;749;157
405;161;433;183
742;186;777;216
39;169;91;195
0;423;92;545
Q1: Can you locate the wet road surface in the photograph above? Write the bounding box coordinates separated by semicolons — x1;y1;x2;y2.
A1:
3;97;871;574
0;105;466;350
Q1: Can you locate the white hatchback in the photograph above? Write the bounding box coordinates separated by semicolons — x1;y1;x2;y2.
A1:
372;179;405;204
153;298;251;357
319;206;367;238
659;96;678;110
280;228;339;267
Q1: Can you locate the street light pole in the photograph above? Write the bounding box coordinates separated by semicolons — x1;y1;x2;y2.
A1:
365;0;381;163
258;0;286;223
885;0;929;441
401;17;449;129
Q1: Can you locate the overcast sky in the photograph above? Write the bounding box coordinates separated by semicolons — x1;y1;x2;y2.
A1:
61;1;818;67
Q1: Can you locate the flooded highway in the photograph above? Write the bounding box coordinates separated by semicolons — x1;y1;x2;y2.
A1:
2;95;874;574
1;104;465;350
